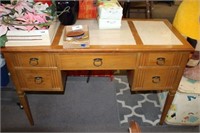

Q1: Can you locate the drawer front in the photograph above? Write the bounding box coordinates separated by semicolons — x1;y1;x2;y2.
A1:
58;53;137;70
16;70;63;91
133;68;178;91
140;53;177;66
12;53;56;67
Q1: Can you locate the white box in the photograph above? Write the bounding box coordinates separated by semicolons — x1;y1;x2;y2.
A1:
5;20;60;46
63;25;90;49
98;0;123;19
98;17;121;29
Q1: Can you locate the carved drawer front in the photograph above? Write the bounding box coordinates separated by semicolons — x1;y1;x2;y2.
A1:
133;68;178;91
58;53;137;70
16;70;62;91
139;53;179;66
12;53;56;67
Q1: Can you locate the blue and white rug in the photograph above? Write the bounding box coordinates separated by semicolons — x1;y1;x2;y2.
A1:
114;76;162;127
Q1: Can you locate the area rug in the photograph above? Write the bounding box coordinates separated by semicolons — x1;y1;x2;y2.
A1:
114;76;162;127
2;75;163;132
1;76;125;132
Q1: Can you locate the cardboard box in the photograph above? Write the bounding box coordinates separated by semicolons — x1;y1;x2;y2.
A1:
97;0;123;19
98;17;121;29
63;25;90;49
5;20;60;46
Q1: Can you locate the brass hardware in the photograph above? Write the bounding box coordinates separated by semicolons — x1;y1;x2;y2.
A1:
152;76;160;83
93;58;103;67
34;77;43;84
156;57;165;65
29;58;39;66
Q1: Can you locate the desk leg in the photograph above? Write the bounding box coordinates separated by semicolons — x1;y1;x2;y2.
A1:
159;90;176;125
17;91;34;125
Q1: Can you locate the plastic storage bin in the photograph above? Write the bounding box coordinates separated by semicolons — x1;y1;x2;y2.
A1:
1;54;9;87
158;76;200;125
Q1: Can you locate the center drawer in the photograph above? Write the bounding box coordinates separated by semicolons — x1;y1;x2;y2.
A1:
57;53;137;70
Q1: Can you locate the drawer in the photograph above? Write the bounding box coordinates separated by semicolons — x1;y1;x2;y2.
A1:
16;69;63;91
12;53;56;67
132;68;178;91
139;52;177;66
58;53;137;70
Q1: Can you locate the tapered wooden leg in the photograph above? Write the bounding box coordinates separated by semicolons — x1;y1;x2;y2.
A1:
17;91;34;125
159;90;176;125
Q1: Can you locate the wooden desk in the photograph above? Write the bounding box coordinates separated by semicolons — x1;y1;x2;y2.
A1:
1;19;194;126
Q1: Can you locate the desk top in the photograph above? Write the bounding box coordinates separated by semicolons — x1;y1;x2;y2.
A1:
1;19;194;53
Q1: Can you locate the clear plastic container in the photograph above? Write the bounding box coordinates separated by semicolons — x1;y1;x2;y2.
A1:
1;54;9;87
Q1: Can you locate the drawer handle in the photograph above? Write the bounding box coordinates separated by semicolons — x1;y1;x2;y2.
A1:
34;77;43;84
156;57;165;65
152;76;160;83
93;58;103;67
29;58;39;66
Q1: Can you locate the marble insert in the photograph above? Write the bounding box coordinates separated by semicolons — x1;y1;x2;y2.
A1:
133;21;182;45
59;20;136;46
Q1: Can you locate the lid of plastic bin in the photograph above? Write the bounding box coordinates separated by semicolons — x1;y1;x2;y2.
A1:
178;76;200;94
0;54;5;67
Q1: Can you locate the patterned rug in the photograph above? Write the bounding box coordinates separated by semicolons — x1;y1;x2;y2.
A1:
114;76;162;127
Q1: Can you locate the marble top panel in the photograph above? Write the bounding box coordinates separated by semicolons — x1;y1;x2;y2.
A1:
59;20;136;46
133;21;183;45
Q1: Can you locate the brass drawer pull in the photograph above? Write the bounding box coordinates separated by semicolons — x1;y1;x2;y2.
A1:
29;58;39;66
34;77;43;84
93;58;103;67
156;57;165;65
152;76;160;83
